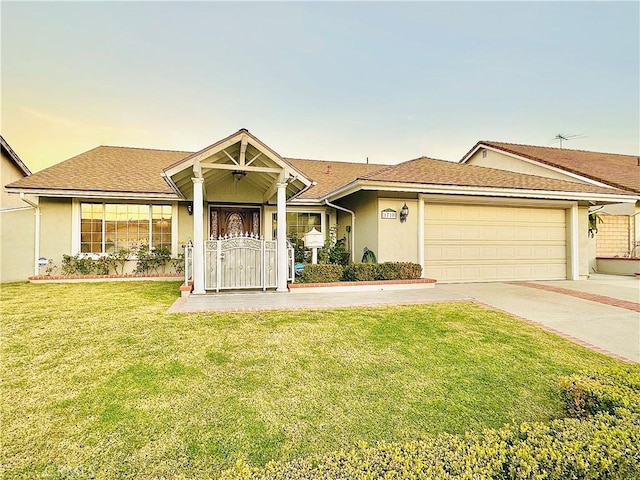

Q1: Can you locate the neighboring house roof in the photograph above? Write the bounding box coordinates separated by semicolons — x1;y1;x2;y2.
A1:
350;157;631;196
284;158;389;200
1;135;31;177
462;141;640;194
6;146;191;197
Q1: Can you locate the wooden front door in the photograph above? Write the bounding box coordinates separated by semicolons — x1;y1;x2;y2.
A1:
210;207;261;239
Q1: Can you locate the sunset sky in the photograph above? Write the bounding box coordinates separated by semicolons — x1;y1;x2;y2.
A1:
2;1;638;173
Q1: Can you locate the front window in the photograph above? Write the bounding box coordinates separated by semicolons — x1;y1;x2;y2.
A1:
80;203;172;253
271;212;322;241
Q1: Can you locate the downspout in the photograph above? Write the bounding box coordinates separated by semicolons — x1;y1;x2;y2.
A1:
20;193;40;277
324;199;356;262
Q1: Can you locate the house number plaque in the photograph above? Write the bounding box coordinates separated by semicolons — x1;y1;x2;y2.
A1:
381;208;397;219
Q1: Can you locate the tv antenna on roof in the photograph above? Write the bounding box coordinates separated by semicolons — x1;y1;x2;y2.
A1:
548;133;587;149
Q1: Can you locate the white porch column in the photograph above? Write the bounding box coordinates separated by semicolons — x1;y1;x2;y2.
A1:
417;194;425;278
192;177;206;294
568;203;580;281
276;181;288;292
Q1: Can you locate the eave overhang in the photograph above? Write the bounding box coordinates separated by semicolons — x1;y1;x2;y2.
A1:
4;186;180;201
324;179;639;205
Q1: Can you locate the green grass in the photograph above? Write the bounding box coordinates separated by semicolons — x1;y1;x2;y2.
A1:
0;281;622;479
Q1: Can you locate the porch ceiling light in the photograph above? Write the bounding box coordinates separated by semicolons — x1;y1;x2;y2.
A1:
400;203;409;223
232;170;247;181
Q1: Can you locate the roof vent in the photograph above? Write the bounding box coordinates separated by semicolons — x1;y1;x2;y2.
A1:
326;165;332;174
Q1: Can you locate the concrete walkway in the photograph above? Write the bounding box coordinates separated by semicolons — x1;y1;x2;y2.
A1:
169;274;639;363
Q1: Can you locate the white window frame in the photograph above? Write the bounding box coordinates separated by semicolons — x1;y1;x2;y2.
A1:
72;199;177;256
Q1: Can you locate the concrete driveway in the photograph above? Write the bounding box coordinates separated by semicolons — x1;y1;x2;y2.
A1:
437;275;639;363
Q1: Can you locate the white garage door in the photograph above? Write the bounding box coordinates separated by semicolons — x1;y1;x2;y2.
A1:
424;204;567;282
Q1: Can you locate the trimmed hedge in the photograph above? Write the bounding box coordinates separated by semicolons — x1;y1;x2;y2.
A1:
298;264;344;283
220;366;640;480
298;262;423;283
342;262;422;282
342;263;378;281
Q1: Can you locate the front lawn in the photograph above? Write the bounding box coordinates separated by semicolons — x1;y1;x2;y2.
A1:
0;282;621;479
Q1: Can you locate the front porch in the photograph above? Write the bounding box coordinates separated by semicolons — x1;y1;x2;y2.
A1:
163;129;311;294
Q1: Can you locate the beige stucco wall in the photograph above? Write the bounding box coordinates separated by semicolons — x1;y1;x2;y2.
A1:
467;149;590;183
340;191;379;262
0;207;36;282
377;198;419;263
1;155;29;210
39;198;73;265
177;203;196;245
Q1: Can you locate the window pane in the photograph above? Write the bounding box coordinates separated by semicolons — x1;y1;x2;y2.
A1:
273;212;322;241
80;204;103;253
151;205;172;249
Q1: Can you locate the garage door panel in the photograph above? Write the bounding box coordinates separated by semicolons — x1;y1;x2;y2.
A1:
424;204;567;282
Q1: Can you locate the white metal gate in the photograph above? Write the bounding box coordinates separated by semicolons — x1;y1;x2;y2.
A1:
183;233;294;292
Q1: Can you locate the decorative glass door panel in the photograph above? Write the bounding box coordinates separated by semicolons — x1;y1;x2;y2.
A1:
209;207;261;239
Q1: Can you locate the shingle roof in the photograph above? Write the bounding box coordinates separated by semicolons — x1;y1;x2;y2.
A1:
473;141;640;193
5;143;635;200
284;158;389;199
358;156;633;196
6;146;191;195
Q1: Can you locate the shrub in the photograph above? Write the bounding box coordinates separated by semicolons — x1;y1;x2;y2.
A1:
342;262;423;281
375;262;422;280
559;366;640;418
134;245;172;274
298;264;344;283
343;263;378;281
220;366;640;480
61;254;101;275
171;252;186;274
109;248;131;275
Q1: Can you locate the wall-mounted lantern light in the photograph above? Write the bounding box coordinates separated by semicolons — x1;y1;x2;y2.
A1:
187;202;193;216
400;203;409;223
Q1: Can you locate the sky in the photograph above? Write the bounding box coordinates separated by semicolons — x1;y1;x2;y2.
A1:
1;1;639;173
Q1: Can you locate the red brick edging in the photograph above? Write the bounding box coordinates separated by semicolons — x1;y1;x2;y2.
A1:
516;282;640;313
289;278;436;289
29;273;183;281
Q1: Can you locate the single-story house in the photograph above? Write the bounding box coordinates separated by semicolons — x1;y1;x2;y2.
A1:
461;142;640;269
1;135;36;283
4;129;637;290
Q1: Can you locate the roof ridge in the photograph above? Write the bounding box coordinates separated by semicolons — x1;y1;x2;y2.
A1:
481;140;637;158
97;145;195;154
285;156;391;166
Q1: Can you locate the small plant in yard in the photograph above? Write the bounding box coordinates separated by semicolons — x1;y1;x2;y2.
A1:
134;244;172;274
170;252;186;274
45;259;58;276
109;248;132;275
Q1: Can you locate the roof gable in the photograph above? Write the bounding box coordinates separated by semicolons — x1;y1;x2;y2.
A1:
463;141;640;194
1;135;31;177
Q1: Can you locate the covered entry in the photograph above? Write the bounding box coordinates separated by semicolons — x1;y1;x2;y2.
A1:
164;129;310;293
424;203;568;282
